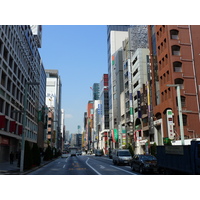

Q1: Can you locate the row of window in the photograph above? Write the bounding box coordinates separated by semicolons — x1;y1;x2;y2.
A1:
0;26;41;142
160;78;184;103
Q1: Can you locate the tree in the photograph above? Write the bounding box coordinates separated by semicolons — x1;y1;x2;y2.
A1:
43;145;53;161
126;143;134;157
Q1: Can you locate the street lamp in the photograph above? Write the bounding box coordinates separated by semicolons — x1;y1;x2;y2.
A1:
167;84;184;145
20;82;40;172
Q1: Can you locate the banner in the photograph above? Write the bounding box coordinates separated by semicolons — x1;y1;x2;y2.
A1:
114;129;118;142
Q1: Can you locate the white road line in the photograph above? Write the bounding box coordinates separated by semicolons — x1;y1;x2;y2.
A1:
86;158;102;175
63;165;66;168
100;165;105;169
65;157;69;162
110;165;138;175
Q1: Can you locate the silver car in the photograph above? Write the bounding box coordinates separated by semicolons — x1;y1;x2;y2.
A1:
112;149;132;165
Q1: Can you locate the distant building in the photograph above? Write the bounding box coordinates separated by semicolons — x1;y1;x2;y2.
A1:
99;74;109;154
92;83;100;100
45;69;62;150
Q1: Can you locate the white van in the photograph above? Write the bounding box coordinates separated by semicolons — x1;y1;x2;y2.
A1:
112;149;132;165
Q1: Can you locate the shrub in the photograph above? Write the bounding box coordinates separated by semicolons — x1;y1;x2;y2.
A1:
43;145;53;161
126;143;134;157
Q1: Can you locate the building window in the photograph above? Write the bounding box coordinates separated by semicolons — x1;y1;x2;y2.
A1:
133;81;139;88
172;45;180;56
133;68;138;77
132;56;137;66
170;29;179;39
176;96;186;107
174;78;184;89
173;61;182;72
178;114;187;126
1;71;6;87
160;76;163;85
181;96;186;107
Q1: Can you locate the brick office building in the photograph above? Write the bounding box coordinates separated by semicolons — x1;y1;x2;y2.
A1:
148;25;200;145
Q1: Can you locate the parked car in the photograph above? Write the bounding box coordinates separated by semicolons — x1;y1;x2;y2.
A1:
94;149;103;156
70;149;77;156
61;152;68;158
112;149;132;165
76;151;82;156
82;151;86;155
130;154;157;174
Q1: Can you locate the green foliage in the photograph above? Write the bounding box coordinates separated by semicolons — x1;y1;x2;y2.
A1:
24;141;32;170
31;143;41;166
166;138;172;146
163;137;172;145
125;143;134;157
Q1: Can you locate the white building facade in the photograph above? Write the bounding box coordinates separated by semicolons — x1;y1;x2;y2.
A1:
45;69;62;149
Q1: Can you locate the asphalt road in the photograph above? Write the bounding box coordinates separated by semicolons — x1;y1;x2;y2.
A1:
28;155;140;175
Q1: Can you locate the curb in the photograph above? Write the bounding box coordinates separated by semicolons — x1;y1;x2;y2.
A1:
0;158;58;175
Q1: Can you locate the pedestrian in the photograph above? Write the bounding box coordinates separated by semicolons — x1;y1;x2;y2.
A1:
10;151;14;164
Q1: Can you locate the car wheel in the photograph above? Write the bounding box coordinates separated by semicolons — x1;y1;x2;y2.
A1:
139;166;144;174
131;164;135;171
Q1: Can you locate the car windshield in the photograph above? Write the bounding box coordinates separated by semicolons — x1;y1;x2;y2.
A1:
140;155;156;161
118;151;131;156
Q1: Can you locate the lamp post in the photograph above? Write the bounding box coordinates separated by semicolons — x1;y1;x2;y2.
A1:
20;82;39;172
167;84;184;145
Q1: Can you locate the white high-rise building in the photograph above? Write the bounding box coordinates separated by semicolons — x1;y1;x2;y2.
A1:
45;69;62;149
107;27;129;134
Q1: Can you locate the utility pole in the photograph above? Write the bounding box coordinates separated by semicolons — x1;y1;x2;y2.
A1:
167;84;184;145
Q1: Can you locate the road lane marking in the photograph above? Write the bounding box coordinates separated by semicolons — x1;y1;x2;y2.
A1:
65;157;69;162
86;158;102;175
63;165;66;168
110;165;138;175
100;165;105;169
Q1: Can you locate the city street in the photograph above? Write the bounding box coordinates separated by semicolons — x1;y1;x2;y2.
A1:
28;155;139;175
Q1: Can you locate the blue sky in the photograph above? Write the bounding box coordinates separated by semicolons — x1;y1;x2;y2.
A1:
39;25;108;134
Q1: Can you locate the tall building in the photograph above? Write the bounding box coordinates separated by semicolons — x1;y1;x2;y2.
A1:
111;48;124;149
85;100;93;150
122;26;148;148
99;74;109;154
92;83;100;100
131;48;150;154
107;25;130;137
45;69;62;149
0;25;46;162
37;60;47;149
93;99;101;149
148;25;200;145
61;109;65;150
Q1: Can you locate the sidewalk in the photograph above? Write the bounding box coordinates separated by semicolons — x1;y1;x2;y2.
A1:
0;158;57;175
